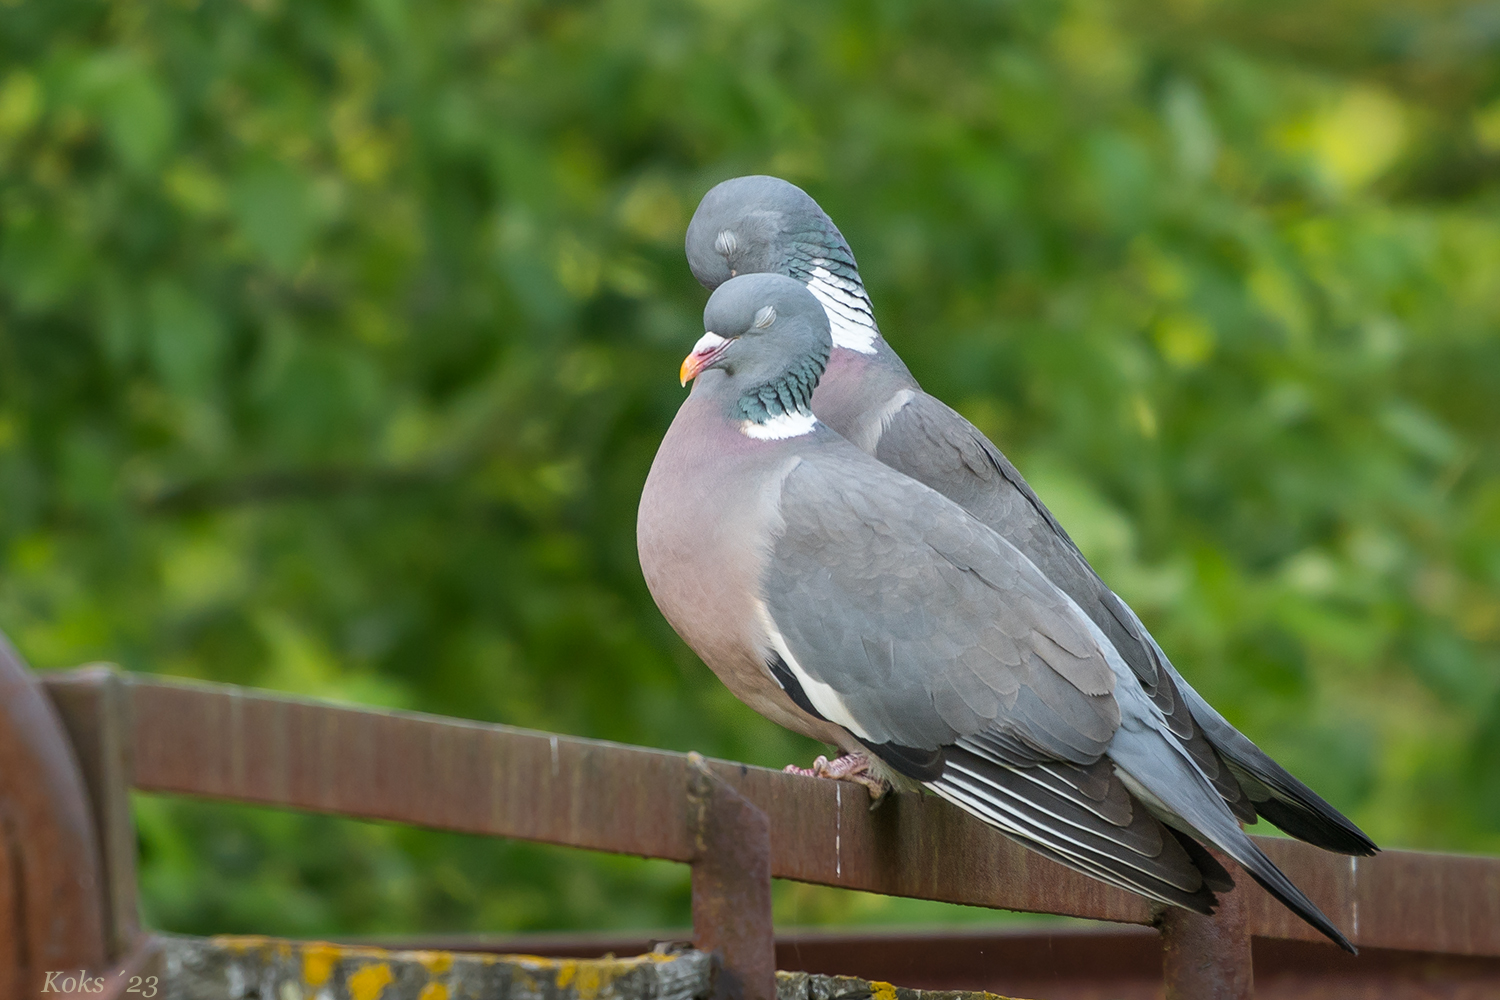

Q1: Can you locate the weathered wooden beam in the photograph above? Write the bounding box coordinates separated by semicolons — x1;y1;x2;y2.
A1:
107;935;1037;1000
157;934;719;1000
334;928;1500;999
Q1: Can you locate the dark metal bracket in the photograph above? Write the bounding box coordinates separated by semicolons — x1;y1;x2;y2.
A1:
687;753;775;1000
1159;854;1254;1000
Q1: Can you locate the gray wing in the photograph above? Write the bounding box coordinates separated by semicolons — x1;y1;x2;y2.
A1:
762;448;1219;911
874;392;1257;821
764;448;1118;761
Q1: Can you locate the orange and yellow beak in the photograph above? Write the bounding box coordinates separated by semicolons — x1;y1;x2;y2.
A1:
680;332;731;386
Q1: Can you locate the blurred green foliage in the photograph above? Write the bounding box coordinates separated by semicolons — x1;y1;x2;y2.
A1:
1;0;1498;938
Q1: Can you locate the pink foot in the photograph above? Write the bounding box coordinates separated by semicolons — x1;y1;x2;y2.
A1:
783;752;889;800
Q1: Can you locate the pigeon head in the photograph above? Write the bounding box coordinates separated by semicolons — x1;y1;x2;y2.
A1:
686;176;880;354
686;176;827;287
681;273;831;428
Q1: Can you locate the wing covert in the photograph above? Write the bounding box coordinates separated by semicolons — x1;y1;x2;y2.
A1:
761;448;1120;763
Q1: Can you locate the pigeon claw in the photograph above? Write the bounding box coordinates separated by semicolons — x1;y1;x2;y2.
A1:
782;752;890;801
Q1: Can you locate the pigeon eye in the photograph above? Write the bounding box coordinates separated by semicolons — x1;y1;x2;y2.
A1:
752;305;776;330
715;230;739;257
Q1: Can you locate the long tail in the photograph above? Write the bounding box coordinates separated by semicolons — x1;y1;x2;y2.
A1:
1109;722;1357;953
1157;654;1378;857
1125;610;1378;858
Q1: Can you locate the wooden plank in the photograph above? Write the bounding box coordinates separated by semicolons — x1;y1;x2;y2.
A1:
367;928;1500;999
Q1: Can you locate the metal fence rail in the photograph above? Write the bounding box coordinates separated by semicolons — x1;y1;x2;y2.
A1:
2;643;1498;1000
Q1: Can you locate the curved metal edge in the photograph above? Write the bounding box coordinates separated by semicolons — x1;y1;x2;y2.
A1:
44;665;144;960
0;632;108;992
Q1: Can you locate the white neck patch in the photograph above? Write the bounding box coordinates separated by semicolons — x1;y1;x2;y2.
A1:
741;411;818;440
805;264;879;355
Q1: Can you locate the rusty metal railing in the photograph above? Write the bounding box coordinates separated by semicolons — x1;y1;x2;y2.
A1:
1;640;1498;999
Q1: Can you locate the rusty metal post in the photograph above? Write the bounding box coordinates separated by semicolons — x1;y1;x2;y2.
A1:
687;753;775;1000
45;665;143;961
1161;873;1254;1000
0;635;108;994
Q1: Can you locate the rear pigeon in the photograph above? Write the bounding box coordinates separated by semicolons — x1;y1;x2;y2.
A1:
685;176;1377;860
637;273;1355;951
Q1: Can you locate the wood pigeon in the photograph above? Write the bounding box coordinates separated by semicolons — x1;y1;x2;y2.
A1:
685;175;1377;862
637;272;1354;950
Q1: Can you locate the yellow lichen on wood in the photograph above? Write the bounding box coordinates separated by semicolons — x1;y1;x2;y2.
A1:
303;942;343;987
217;935;258;954
166;933;720;1000
570;958;607;1000
348;962;395;1000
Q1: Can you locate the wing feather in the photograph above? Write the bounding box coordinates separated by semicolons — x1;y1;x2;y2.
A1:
932;745;1217;912
874;394;1260;822
764;448;1119;759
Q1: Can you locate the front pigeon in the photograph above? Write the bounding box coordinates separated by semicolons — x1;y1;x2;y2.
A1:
637;272;1355;952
